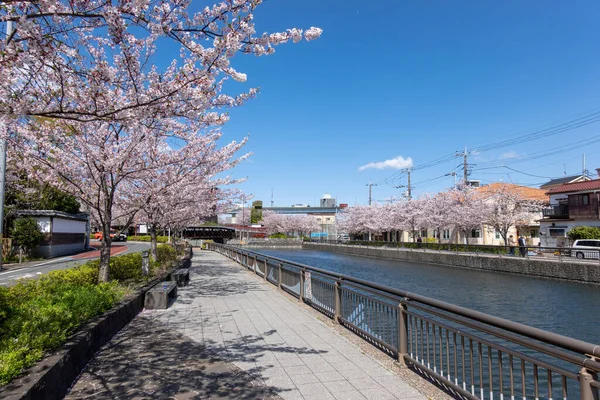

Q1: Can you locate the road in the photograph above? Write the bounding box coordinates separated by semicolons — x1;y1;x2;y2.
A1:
0;241;150;286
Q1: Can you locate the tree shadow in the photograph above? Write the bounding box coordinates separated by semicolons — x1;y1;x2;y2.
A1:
65;315;283;399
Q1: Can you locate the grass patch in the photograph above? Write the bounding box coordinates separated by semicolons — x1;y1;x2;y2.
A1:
0;244;181;386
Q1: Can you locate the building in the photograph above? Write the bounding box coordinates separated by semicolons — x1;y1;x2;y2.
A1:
540;174;591;191
14;210;90;258
227;194;343;239
320;194;336;208
540;177;600;247
431;183;547;246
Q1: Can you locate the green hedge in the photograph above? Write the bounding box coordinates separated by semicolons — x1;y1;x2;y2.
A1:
127;235;169;243
345;240;509;255
0;244;180;386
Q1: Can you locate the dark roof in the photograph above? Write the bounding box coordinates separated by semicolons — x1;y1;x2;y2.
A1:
13;210;89;221
546;179;600;194
540;174;588;188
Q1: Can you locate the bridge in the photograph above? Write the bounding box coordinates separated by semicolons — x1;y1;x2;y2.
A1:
182;226;236;243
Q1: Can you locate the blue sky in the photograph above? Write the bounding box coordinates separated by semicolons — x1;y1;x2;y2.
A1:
200;1;600;207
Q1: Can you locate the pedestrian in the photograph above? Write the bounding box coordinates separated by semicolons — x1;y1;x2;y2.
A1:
416;236;422;248
518;236;527;257
508;235;516;256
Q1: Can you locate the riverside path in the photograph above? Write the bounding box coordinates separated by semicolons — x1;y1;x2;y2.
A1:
67;250;434;400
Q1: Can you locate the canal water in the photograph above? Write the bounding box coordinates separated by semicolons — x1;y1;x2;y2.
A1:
255;248;600;345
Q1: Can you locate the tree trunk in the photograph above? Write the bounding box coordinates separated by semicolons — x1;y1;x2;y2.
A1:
98;237;111;282
150;223;158;261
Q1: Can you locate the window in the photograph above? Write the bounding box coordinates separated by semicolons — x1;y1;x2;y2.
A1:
316;218;321;222
494;231;501;239
443;229;450;239
549;228;565;237
530;229;539;238
421;229;427;238
326;217;331;222
582;194;590;206
471;229;481;238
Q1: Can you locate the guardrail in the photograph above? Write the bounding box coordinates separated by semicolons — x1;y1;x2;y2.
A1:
307;240;600;263
209;242;600;400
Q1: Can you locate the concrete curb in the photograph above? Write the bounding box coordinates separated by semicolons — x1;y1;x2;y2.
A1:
0;248;193;400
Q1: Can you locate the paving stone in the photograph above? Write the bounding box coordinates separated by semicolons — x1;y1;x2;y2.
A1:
67;250;429;400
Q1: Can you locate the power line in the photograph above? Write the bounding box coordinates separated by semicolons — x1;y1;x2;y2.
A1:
379;109;600;185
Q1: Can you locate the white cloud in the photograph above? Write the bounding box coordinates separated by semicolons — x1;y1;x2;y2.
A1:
500;151;519;159
358;156;413;171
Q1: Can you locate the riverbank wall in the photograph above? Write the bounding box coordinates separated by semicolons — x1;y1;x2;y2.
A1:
302;243;600;285
228;238;303;249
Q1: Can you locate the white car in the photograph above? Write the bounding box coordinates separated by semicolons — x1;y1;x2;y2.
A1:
571;239;600;259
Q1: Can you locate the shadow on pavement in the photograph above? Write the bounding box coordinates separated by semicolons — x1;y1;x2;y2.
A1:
65;315;281;400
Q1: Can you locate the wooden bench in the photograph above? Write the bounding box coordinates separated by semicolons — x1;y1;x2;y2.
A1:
171;268;190;287
144;281;177;309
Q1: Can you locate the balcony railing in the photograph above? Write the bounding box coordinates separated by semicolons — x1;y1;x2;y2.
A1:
543;204;569;219
210;243;600;400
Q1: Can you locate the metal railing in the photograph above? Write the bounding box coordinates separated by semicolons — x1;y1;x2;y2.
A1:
543;205;570;219
305;240;600;263
209;243;600;400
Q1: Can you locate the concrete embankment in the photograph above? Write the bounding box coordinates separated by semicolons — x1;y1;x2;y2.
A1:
302;243;600;285
229;239;303;249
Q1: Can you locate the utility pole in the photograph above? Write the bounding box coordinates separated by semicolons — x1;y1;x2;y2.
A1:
406;169;412;200
0;20;14;272
271;188;274;207
366;181;377;205
445;171;457;188
456;146;472;184
393;168;412;199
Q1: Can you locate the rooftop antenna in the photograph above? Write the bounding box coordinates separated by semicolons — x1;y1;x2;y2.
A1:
563;164;567;176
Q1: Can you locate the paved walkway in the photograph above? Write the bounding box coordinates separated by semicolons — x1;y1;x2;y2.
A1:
66;250;428;399
142;250;425;400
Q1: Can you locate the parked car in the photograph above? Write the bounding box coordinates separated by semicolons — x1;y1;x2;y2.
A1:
570;239;600;259
337;234;350;242
94;230;127;242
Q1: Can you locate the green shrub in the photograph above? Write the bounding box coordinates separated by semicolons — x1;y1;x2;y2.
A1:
0;270;123;385
127;235;169;243
269;233;291;239
567;226;600;240
11;217;43;256
156;244;177;265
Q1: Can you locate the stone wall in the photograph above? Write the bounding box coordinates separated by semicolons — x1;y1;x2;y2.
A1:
302;243;600;285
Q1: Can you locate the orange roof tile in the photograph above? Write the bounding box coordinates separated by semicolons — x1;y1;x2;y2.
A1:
476;182;548;202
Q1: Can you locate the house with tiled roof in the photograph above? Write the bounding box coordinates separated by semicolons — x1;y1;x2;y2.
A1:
539;174;591;191
540;175;600;247
473;183;546;246
427;182;547;246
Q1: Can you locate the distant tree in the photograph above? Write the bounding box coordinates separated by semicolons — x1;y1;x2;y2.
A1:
5;167;80;214
11;218;43;257
251;201;263;224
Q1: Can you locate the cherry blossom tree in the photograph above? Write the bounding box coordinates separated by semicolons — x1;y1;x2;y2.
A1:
445;185;489;244
481;184;544;245
1;1;322;127
2;2;321;282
